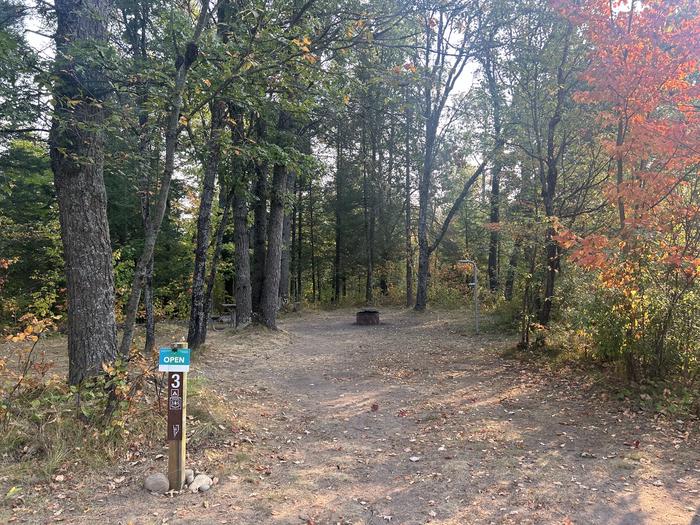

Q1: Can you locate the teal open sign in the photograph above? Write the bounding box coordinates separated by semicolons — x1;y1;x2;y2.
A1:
158;347;191;372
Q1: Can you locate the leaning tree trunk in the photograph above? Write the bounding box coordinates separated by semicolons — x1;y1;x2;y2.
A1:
143;257;155;354
188;100;226;349
118;6;208;357
50;0;117;385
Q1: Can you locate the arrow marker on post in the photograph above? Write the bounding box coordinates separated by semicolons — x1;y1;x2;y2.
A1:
159;342;190;491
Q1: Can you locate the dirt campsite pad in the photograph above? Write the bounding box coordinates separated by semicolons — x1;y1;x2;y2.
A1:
4;309;700;524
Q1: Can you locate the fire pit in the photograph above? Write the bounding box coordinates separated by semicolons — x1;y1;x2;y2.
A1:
356;308;380;325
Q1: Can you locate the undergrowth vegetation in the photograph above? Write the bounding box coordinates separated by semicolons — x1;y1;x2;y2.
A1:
0;321;234;500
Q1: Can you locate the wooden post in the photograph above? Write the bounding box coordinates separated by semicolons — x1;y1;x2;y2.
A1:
167;341;188;490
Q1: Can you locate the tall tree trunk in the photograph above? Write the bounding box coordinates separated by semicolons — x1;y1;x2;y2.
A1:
124;4;156;357
539;225;560;325
119;6;208;356
414;122;436;311
309;179;317;303
316;262;322;303
279;169;295;306
290;180;297;302
484;50;503;293
233;187;252;327
537;24;571;326
296;181;303;303
487;161;501;291
204;190;234;324
520;244;538;348
140;126;155;356
188;100;226;349
251;119;268;313
404;94;414;308
538;155;561;326
261;112;291;328
363;162;374;304
50;0;117;385
143;257;155;354
504;238;521;302
333;127;343;304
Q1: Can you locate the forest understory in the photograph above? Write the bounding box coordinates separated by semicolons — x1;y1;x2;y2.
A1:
2;309;698;525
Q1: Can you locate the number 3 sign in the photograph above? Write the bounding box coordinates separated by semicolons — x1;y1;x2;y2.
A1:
159;343;190;490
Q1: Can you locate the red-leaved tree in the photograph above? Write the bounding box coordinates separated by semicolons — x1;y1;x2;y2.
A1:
556;0;700;379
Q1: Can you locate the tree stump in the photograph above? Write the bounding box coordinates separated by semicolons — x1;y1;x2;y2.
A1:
356;309;380;325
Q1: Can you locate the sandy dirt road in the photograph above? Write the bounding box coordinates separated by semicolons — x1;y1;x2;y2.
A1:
13;309;700;524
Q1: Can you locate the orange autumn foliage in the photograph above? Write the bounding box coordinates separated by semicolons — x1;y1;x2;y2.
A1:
555;0;700;287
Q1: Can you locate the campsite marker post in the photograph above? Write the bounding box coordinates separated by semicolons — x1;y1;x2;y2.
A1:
158;342;190;490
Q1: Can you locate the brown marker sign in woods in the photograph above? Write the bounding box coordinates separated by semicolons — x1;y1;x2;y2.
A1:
158;343;190;489
167;372;184;441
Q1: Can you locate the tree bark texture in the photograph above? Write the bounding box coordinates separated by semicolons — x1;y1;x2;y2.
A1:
187;99;226;349
404;94;414;308
414;121;436;311
233;187;252;327
50;0;117;385
204;190;234;325
260;111;291;328
333;128;343;304
279;169;295;306
483;49;503;293
251;120;268;314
